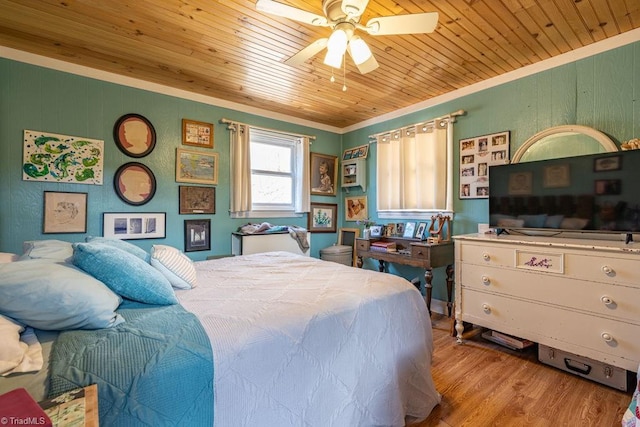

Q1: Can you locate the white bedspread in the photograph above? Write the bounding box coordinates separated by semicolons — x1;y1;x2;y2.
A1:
177;252;441;427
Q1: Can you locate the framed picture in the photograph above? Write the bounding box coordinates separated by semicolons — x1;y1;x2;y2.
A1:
384;223;396;237
113;113;156;158
114;162;156;206
103;212;166;240
43;191;87;233
543;164;570;188
369;225;383;238
182;119;214;149
595;179;622;195
349;144;369;159
459;131;510;199
179;185;215;214
403;222;416;238
345;195;367;221
396;223;405;236
23;130;104;185
184;219;211;252
508;171;533;195
342;149;353;160
415;222;427;240
594;155;622;172
176;148;219;185
310;152;338;196
308;202;337;233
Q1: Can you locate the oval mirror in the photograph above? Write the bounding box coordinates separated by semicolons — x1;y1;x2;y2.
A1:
511;125;618;163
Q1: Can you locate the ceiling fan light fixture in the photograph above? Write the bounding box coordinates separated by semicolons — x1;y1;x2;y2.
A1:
326;28;348;54
324;49;343;68
348;36;372;64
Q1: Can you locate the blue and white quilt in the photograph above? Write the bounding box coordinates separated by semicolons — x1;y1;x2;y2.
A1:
49;301;213;426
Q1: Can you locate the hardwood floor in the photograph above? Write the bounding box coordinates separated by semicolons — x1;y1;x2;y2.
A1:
412;314;633;427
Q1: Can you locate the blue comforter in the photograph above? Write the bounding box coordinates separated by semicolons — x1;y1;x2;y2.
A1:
48;301;214;426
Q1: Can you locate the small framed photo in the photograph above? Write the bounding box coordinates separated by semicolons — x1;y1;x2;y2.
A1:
182;119;214;149
396;223;405;236
310;152;338;196
308;202;337;233
415;222;427;240
345;195;368;221
384;223;396;237
113;113;156;158
103;212;166;240
403;222;416;238
43;191;87;234
342;149;353;160
369;225;383;238
114;162;157;206
176;148;219;185
184;219;211;252
594;155;621;172
179;186;215;214
595;179;622;195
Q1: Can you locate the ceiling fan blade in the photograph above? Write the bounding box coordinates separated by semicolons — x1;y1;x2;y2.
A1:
364;12;438;35
285;38;329;67
256;0;329;26
341;0;369;18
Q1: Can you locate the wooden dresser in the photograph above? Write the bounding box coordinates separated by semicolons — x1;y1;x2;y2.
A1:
454;233;640;371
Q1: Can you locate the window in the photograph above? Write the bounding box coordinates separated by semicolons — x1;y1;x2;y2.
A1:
376;122;452;220
250;129;296;211
229;125;310;218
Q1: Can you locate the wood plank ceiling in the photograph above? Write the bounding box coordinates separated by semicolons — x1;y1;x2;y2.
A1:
0;0;638;129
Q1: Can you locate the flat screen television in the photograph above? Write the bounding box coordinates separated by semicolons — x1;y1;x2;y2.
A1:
488;149;640;237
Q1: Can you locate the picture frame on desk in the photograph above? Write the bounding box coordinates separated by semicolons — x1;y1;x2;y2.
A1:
403;222;416;238
369;225;383;238
415;222;427;240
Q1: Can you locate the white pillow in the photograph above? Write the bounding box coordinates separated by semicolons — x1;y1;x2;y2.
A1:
150;245;197;289
0;315;43;376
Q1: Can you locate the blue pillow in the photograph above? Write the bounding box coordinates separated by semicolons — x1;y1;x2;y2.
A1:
0;259;124;330
73;242;177;305
517;214;548;228
544;215;564;228
85;236;150;262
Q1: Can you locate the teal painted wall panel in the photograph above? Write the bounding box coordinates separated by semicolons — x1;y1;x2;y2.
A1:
0;59;342;259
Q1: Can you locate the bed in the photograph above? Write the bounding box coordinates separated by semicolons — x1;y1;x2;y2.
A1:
623;364;640;427
0;239;440;426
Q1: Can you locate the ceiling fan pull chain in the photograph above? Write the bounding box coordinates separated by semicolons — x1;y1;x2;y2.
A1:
330;68;335;83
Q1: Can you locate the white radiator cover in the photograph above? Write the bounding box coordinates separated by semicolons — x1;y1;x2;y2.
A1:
231;232;311;256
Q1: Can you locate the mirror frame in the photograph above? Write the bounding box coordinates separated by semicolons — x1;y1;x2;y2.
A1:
511;125;618;163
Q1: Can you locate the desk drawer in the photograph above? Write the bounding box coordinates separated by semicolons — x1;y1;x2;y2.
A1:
411;245;430;260
356;240;370;252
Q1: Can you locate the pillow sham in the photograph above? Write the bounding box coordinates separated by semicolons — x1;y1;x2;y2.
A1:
73;242;177;305
0;314;43;376
544;215;564;229
560;217;589;230
85;236;150;262
21;240;73;262
0;253;19;263
517;214;548;228
0;259;124;330
150;245;197;289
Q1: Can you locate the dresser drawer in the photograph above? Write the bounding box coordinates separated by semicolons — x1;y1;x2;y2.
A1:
459;289;640;371
458;243;516;267
459;263;640;322
563;252;639;286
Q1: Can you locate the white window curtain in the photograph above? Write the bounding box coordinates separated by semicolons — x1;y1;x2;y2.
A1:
376;115;457;217
230;123;252;214
227;121;310;215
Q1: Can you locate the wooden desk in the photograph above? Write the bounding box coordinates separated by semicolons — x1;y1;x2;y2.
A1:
356;237;454;315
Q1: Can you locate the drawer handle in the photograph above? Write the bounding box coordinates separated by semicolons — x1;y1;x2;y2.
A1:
601;332;613;342
482;303;491;313
601;265;614;275
481;275;490;285
482;253;490;261
601;296;614;306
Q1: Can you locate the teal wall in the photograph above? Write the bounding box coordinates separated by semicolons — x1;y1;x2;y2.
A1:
342;41;640;301
1;41;639;303
0;58;341;260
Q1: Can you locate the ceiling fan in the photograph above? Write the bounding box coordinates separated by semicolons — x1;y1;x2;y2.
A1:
256;0;439;74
